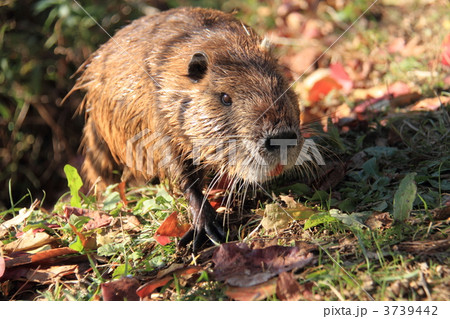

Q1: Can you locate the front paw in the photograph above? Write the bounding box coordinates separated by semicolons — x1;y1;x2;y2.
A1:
178;205;225;252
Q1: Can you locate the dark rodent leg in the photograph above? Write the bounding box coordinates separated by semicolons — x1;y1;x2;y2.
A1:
178;186;226;253
81;117;120;189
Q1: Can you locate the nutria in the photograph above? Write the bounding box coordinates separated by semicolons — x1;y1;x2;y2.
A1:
70;7;303;252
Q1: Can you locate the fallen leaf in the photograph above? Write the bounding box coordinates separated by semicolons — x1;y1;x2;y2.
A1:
123;215;141;231
261;202;316;232
225;278;277;301
276;271;303;301
136;266;203;299
365;212;393;230
117;181;128;206
432;205;450;220
101;277;140;301
212;243;314;287
3;230;55;253
153;235;172;246
0;200;39;238
26;265;78;284
410;96;450;111
64;206;112;230
402;36;425;57
136;277;172;299
156;263;185;278
3;247;79;269
154;212;190;245
330;63;353;93
442;34;450;66
354;95;391;114
308;76;342;103
302;19;322;39
283;47;322;76
388;37;405;53
388;82;411;97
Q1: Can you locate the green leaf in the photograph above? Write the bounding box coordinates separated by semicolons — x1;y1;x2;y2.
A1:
63;164;83;208
97;243;124;257
363;146;398;158
362;157;379;177
69;235;84;252
103;191;121;211
304;211;336;230
112;264;129;279
329;209;369;228
68;214;91;230
393;173;417;221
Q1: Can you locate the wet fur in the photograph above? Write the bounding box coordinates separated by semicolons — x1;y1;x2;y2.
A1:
70;7;304;250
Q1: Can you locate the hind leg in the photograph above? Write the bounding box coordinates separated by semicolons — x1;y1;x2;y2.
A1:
81;117;120;191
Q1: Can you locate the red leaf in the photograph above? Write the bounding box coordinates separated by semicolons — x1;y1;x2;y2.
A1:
136;277;172;298
308;76;342;103
117;181;128;206
155;212;190;238
153;234;172;246
4;247;79;268
209;201;222;210
330;63;353;93
136;266;203;299
388;82;411;97
441;34;450;66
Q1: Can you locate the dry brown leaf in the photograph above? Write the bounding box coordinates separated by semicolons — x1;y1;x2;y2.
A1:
64;206;113;230
117;181;128;206
365;212;393;230
3;230;55;253
225;278;277;301
409;96;450;112
212;243;314;287
101;277;140;301
282;47;322;75
276;271;302;301
261;202;315;232
25;265;78;284
136;266;203;299
432;205;450;220
0;200;39;238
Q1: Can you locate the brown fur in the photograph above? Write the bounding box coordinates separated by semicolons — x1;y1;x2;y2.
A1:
70;7;303;250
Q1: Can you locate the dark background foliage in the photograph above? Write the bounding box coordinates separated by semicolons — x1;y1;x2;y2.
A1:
0;0;243;209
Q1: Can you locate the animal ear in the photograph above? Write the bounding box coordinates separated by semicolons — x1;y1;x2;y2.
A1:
188;52;208;82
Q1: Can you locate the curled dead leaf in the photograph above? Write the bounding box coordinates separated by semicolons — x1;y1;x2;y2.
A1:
212;242;314;287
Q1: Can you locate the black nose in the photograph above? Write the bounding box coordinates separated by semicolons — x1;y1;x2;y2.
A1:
264;131;299;152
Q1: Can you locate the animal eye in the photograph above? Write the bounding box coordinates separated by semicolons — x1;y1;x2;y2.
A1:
220;93;232;106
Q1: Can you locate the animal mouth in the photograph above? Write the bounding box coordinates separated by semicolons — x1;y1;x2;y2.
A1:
268;163;284;177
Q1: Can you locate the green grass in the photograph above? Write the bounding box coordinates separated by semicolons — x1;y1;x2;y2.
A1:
1;0;449;301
